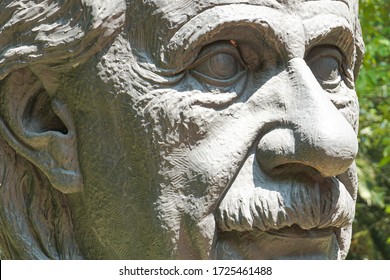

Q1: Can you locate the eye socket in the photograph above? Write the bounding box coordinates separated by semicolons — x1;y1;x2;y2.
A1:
306;46;343;90
190;41;246;87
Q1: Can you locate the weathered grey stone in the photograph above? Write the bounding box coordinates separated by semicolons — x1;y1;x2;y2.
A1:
0;0;364;259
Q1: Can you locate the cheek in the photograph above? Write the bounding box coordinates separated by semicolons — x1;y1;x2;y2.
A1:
70;95;176;258
142;90;248;218
327;86;359;132
143;90;216;150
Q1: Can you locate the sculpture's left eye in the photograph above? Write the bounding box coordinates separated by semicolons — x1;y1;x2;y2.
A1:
190;41;246;87
306;46;343;90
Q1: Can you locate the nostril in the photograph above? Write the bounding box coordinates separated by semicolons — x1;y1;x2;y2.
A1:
270;163;325;182
256;127;296;174
256;124;357;178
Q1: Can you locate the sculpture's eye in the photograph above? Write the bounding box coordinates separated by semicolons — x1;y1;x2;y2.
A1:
306;46;343;90
203;53;238;79
190;41;246;87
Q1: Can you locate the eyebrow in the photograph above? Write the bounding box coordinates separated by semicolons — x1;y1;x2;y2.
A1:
160;4;293;70
156;0;284;20
303;14;355;66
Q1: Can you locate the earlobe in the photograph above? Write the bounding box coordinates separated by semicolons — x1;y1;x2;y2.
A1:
0;68;83;193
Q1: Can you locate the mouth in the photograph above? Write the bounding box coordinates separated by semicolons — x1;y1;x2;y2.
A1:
267;224;335;239
216;175;355;233
214;225;340;260
215;146;356;230
212;149;356;259
214;173;354;259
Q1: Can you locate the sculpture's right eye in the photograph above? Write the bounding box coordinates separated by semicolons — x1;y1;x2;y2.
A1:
306;46;344;91
190;41;247;88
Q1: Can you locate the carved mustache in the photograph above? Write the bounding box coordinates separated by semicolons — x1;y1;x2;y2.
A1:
216;176;355;233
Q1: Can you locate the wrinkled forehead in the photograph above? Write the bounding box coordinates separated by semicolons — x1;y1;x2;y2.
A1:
129;0;358;68
132;0;356;32
145;0;354;17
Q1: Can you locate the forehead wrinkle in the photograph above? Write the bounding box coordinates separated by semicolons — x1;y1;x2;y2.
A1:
305;0;351;8
148;0;288;32
131;0;355;44
297;0;352;20
130;0;358;70
141;0;355;34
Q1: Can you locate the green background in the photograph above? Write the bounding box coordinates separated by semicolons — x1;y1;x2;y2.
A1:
348;0;390;259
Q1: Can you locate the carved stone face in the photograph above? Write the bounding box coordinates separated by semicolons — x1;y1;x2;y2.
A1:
61;0;360;259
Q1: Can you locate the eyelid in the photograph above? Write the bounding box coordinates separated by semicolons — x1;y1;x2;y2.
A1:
305;45;343;64
189;41;248;89
305;45;345;91
190;41;246;70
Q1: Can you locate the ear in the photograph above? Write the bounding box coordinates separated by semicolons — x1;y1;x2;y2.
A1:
0;68;83;193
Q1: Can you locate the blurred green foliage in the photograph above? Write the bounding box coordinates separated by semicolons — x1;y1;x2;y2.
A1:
347;0;390;259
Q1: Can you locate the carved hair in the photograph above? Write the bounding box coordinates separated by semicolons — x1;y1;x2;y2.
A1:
0;0;125;80
0;0;125;259
0;136;83;259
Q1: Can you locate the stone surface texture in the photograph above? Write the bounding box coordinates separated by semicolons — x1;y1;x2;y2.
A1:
0;0;364;259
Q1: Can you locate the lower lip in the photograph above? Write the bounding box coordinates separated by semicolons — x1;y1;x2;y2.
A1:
214;226;339;259
267;225;335;239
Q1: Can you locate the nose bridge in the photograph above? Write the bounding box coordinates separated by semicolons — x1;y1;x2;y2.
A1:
286;58;348;138
256;58;358;178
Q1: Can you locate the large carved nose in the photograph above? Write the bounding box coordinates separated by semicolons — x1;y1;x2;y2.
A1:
256;58;358;178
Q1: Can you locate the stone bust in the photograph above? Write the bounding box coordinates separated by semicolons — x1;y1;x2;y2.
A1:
0;0;364;259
